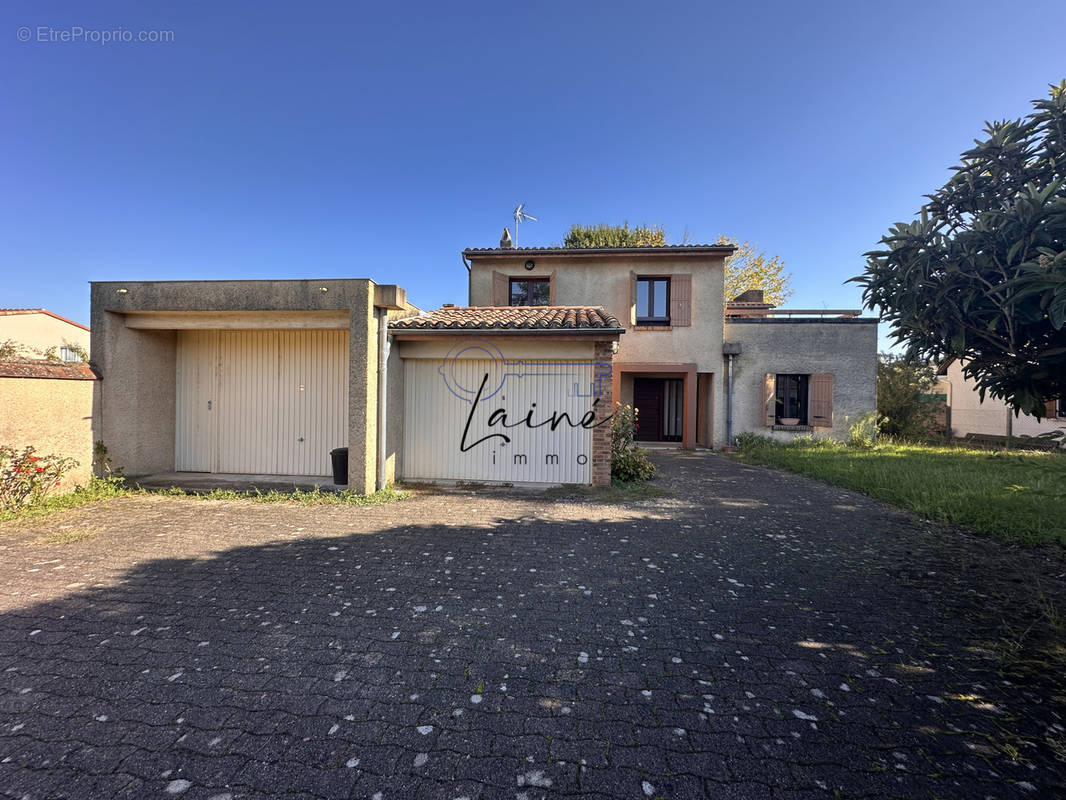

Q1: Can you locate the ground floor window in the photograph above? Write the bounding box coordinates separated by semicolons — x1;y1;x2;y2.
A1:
775;374;809;425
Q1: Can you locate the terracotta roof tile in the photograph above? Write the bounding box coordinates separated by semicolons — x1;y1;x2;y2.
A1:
390;306;622;332
462;245;735;257
0;359;98;380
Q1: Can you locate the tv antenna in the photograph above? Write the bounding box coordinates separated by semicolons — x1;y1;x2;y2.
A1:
513;204;538;247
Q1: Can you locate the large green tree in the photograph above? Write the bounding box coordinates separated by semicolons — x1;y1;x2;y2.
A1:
854;81;1066;418
563;224;792;305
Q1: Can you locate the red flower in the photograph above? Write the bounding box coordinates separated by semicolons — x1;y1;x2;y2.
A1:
35;467;44;473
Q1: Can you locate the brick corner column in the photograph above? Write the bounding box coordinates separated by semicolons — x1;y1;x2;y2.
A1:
591;339;615;486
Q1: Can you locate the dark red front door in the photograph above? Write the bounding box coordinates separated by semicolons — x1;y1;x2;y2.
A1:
634;378;663;442
634;377;684;442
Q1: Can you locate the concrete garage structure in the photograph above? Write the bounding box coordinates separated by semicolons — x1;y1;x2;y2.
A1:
90;279;413;494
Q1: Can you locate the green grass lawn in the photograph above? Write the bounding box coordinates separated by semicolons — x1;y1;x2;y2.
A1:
734;437;1066;546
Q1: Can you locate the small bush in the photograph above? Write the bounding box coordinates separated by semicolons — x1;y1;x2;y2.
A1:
0;445;78;512
848;411;882;448
610;403;656;482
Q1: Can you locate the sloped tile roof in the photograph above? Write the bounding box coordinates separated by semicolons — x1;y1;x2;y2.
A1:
0;308;90;330
463;245;735;257
390;306;622;332
0;359;98;380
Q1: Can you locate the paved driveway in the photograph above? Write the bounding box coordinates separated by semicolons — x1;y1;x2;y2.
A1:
0;452;1064;799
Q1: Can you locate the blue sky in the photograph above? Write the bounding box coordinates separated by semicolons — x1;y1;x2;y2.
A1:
3;1;1063;346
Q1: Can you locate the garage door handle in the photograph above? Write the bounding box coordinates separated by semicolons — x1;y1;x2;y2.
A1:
207;400;212;410
297;437;305;442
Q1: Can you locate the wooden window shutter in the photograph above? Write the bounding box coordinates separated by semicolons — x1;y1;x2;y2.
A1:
549;270;557;305
671;274;692;326
810;373;834;427
629;270;638;327
492;271;509;306
1046;399;1059;418
764;373;776;427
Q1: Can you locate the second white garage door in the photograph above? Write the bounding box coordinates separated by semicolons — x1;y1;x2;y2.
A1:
175;330;348;475
403;357;596;484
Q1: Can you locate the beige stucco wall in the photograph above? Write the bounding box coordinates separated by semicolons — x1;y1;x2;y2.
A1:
0;376;94;489
90;279;403;493
0;313;90;356
725;319;878;443
468;253;726;372
940;359;1065;442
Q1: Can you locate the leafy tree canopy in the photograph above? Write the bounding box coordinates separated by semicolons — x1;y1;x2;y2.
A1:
854;81;1066;418
563;222;667;248
716;235;793;306
563;224;792;305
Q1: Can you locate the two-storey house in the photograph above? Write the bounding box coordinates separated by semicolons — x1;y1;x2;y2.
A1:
458;243;877;457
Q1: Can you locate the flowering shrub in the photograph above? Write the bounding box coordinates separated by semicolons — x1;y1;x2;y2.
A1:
610;403;656;482
0;445;78;512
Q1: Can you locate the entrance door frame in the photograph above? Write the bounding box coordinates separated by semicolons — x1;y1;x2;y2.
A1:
612;362;697;449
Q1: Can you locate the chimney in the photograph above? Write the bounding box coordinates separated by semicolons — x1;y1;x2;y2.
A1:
732;289;765;304
500;227;513;249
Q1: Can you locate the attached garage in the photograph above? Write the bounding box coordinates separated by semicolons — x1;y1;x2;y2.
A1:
175;330;348;476
403;356;595;483
390;306;622;486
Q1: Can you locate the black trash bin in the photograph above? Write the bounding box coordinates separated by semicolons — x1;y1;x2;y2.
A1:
329;447;348;485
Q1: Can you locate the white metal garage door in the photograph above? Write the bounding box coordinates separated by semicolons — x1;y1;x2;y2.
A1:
176;330;348;475
403;357;596;484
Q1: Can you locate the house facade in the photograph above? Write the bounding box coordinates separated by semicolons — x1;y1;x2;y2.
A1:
88;245;876;490
936;358;1065;442
0;308;90;359
465;246;877;450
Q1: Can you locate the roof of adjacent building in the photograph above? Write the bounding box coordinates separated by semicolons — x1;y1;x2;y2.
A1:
390;306;623;332
0;359;98;380
0;308;90;331
462;245;735;258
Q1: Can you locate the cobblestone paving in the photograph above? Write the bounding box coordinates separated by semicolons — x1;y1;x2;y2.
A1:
1;451;1064;799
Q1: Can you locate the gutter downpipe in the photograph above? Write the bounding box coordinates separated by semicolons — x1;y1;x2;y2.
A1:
726;353;735;446
376;307;390;492
462;253;472;305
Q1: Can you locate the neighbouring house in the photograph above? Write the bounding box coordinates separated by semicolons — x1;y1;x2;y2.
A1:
0;309;95;488
465;246;877;450
936;357;1066;443
0;308;90;360
89;244;875;490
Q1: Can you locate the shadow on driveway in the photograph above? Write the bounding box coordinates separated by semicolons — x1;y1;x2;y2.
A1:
0;451;1063;799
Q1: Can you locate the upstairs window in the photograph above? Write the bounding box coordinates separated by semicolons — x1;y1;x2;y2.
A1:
636;277;670;325
509;277;551;306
